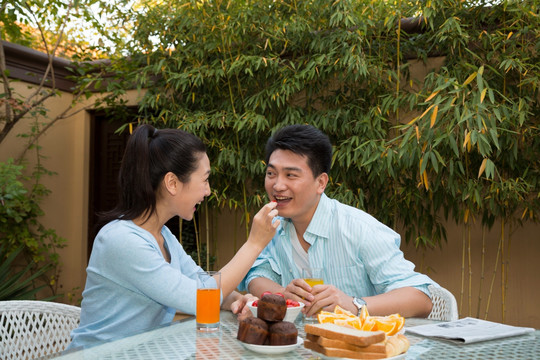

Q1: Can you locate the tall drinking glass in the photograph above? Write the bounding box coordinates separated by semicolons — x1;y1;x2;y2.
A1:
196;271;221;332
303;267;324;287
302;267;324;323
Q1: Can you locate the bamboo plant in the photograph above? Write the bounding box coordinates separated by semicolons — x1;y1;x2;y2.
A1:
89;0;539;320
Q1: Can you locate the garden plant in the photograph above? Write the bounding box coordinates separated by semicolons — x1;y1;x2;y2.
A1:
2;0;538;322
94;0;539;321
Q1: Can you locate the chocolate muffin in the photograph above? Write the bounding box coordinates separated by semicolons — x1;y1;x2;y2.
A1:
257;294;286;322
268;321;298;345
237;317;268;345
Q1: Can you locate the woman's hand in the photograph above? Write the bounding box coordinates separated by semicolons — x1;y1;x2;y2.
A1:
217;202;279;301
230;293;258;318
247;202;280;251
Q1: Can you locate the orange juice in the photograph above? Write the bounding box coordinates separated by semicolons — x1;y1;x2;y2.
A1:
196;288;220;324
304;278;324;287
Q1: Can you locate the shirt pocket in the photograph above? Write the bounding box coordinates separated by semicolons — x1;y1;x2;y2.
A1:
323;263;376;297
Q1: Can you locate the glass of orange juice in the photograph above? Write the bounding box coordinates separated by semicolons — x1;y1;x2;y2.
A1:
302;267;324;323
303;267;324;287
196;271;221;332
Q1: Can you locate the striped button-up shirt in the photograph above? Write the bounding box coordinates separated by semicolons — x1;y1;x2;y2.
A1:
239;194;436;298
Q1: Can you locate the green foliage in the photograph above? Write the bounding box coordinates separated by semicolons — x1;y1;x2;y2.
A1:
0;0;128;60
96;0;539;248
0;158;66;297
0;0;137;301
0;244;55;300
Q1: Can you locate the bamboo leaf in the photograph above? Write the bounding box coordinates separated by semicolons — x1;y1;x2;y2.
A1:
425;90;440;102
489;129;500;150
430;105;438;128
480;88;487;103
478;158;487;178
485;159;495;179
430;152;439;173
463;72;477;86
408;116;420;125
423;171;429;190
463;131;471;149
417;104;435;123
448;135;459;157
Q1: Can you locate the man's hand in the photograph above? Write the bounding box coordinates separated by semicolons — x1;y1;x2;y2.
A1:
229;293;258;318
305;284;356;317
281;278;315;306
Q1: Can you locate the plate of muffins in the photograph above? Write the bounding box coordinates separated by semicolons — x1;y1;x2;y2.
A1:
241;336;304;355
237;292;302;354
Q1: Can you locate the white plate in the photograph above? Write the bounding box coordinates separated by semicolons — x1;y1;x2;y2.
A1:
316;352;406;359
240;336;304;355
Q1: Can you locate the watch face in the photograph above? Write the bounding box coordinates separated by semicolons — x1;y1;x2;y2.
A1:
354;297;366;307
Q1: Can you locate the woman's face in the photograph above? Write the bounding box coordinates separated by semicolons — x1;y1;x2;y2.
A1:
177;153;211;220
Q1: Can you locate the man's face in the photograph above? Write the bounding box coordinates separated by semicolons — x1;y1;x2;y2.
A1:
265;149;327;226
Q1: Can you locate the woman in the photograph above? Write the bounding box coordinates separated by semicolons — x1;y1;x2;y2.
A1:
69;124;279;348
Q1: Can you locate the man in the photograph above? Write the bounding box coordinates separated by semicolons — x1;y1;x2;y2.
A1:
239;124;435;318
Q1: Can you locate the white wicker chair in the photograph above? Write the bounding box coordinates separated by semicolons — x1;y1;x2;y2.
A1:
427;285;459;321
0;300;81;360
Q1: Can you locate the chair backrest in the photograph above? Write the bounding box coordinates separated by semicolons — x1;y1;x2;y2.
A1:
427;285;459;321
0;300;81;359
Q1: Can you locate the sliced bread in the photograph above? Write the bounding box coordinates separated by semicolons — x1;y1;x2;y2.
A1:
305;333;387;353
304;323;386;347
304;339;388;359
304;334;410;359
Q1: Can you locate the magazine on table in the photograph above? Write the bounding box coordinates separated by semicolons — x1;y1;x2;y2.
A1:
405;317;535;344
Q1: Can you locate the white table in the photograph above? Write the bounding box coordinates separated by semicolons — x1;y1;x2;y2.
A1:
44;313;539;359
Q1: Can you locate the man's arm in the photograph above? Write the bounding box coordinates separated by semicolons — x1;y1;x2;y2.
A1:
361;287;432;318
308;285;432;318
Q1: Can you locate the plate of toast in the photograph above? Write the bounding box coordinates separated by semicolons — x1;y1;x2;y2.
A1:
304;323;409;359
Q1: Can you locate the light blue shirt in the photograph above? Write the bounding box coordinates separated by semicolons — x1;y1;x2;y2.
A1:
239;194;436;298
69;220;217;349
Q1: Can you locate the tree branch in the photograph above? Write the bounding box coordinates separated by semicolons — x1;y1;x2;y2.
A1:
0;31;14;138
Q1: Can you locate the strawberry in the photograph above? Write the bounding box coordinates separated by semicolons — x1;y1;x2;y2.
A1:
261;291;272;297
252;300;258;307
275;292;285;298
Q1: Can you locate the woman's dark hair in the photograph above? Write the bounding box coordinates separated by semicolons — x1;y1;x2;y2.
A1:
97;124;206;229
265;124;332;177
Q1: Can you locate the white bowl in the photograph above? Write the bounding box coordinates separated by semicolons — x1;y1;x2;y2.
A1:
247;299;305;323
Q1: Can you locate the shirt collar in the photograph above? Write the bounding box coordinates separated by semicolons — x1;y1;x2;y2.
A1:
276;193;332;240
305;193;331;240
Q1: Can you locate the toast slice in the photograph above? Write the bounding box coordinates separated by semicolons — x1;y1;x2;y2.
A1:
304;323;386;347
304;334;410;359
305;333;387;353
304;339;388;359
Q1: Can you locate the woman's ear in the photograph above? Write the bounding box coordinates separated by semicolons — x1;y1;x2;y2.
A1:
316;172;329;194
163;172;182;195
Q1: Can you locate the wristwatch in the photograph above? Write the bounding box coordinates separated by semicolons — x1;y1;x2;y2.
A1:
352;297;367;316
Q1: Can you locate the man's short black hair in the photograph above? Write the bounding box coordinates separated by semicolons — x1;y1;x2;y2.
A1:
265;124;332;177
